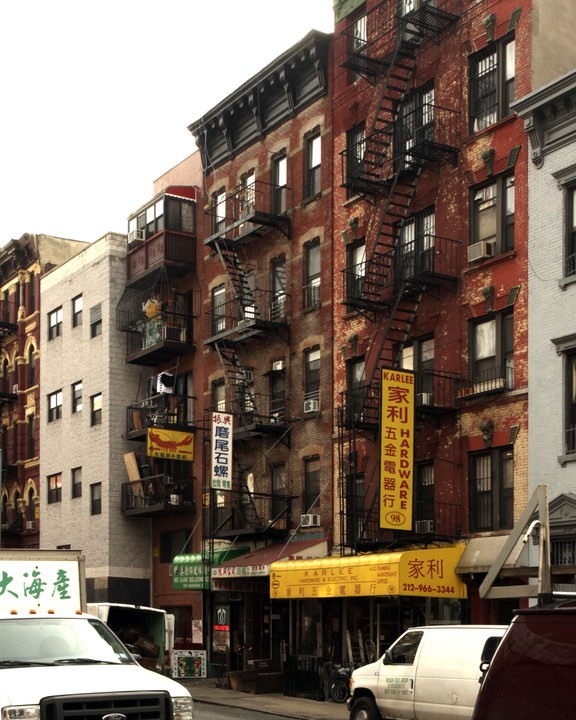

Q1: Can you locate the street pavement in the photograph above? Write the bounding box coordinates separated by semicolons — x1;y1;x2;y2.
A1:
179;677;349;720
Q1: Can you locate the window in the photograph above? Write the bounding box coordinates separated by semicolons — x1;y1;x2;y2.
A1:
47;473;62;504
566;187;576;277
91;393;102;426
304;132;321;199
271;256;287;321
346;241;366;302
213;190;226;232
346;357;365;423
48;390;63;422
48;307;62;340
273;155;288;214
271;463;287;519
27;415;35;459
566;351;576;454
304;348;321;407
401;336;435;398
28;272;35;315
387;631;423;664
470;175;514;256
90;482;102;515
350;12;367;63
212;285;226;334
346;123;365;199
269;368;286;423
397;81;434;168
397;208;436;279
72;467;82;499
469;448;514;532
2;290;10;323
470;37;515;133
212;380;226;412
160;529;192;563
304;456;320;514
27;346;35;387
72;295;82;327
415;463;435;523
72;381;83;413
90;303;102;338
240;170;256;217
304;240;321;308
165;196;195;234
470;312;513;388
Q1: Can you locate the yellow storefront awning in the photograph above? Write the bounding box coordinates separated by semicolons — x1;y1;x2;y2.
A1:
270;544;467;600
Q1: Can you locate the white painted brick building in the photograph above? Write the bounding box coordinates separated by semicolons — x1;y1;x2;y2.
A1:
40;232;153;602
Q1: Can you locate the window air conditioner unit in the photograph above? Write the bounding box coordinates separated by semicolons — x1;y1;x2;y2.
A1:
238;368;254;384
128;228;145;245
415;519;435;534
301;513;320;528
416;392;434;406
272;360;285;372
12;384;18;394
467;240;495;263
304;399;320;413
26;520;35;531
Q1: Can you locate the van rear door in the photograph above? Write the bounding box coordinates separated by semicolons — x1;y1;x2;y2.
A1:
376;630;422;719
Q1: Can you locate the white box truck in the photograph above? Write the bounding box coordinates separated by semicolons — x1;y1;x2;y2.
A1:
0;549;194;720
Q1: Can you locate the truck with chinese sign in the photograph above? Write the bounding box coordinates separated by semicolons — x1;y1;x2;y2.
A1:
0;549;194;720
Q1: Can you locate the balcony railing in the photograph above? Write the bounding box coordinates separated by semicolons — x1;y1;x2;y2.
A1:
121;475;194;517
205;180;291;245
211;490;292;538
207;396;288;436
124;310;190;365
126;230;196;285
204;290;290;342
345;499;462;550
457;366;512;400
338;0;461;79
126;394;195;440
341;105;460;195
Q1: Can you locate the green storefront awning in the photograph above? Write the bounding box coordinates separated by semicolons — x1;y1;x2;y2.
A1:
172;547;250;590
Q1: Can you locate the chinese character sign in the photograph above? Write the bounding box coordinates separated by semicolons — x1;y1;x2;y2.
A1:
211;412;233;490
0;561;82;612
380;368;414;531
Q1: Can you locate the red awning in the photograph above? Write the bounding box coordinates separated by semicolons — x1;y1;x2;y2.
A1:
211;539;327;578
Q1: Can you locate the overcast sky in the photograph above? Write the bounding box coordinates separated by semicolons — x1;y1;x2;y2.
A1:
0;0;334;245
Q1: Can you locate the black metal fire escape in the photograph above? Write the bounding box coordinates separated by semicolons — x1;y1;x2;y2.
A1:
338;0;462;553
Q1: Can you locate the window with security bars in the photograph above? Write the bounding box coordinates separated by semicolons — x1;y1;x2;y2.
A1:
470;38;515;133
397;82;434;167
469;448;513;532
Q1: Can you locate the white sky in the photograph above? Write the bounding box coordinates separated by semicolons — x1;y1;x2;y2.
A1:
0;0;334;245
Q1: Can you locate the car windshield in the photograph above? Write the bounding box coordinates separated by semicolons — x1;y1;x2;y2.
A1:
0;616;135;666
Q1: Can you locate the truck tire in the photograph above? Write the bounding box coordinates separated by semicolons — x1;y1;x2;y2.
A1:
329;677;349;703
350;696;380;720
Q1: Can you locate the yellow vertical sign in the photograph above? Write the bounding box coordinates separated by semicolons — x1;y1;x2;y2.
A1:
380;368;414;531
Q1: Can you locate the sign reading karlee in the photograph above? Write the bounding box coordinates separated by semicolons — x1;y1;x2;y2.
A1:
380;368;414;531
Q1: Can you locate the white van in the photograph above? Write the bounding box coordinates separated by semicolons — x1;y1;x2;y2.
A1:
348;625;506;720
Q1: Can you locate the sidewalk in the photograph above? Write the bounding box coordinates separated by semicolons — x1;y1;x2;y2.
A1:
178;677;349;720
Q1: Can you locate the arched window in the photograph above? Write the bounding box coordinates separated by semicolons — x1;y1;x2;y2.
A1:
27;346;35;387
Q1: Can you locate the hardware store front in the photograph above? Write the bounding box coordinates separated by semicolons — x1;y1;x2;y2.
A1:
270;544;468;665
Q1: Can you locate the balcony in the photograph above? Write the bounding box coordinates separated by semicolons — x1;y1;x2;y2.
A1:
343;234;460;311
126;230;196;287
208;396;289;440
126;394;196;441
0;299;18;339
345;498;463;552
204;290;290;344
457;366;511;400
341;105;460;196
121;475;194;518
338;0;461;80
204;180;291;247
211;490;292;539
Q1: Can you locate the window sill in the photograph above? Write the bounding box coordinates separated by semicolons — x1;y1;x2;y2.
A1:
464;113;517;144
558;452;576;467
462;249;516;274
301;192;322;208
558;274;576;290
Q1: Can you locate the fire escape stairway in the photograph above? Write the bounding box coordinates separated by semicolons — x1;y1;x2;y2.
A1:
213;342;258;418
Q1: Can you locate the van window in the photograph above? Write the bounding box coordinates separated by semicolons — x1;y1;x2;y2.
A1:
387;631;423;664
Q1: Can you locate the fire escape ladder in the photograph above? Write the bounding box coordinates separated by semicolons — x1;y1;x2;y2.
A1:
214;240;260;321
213;341;259;415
